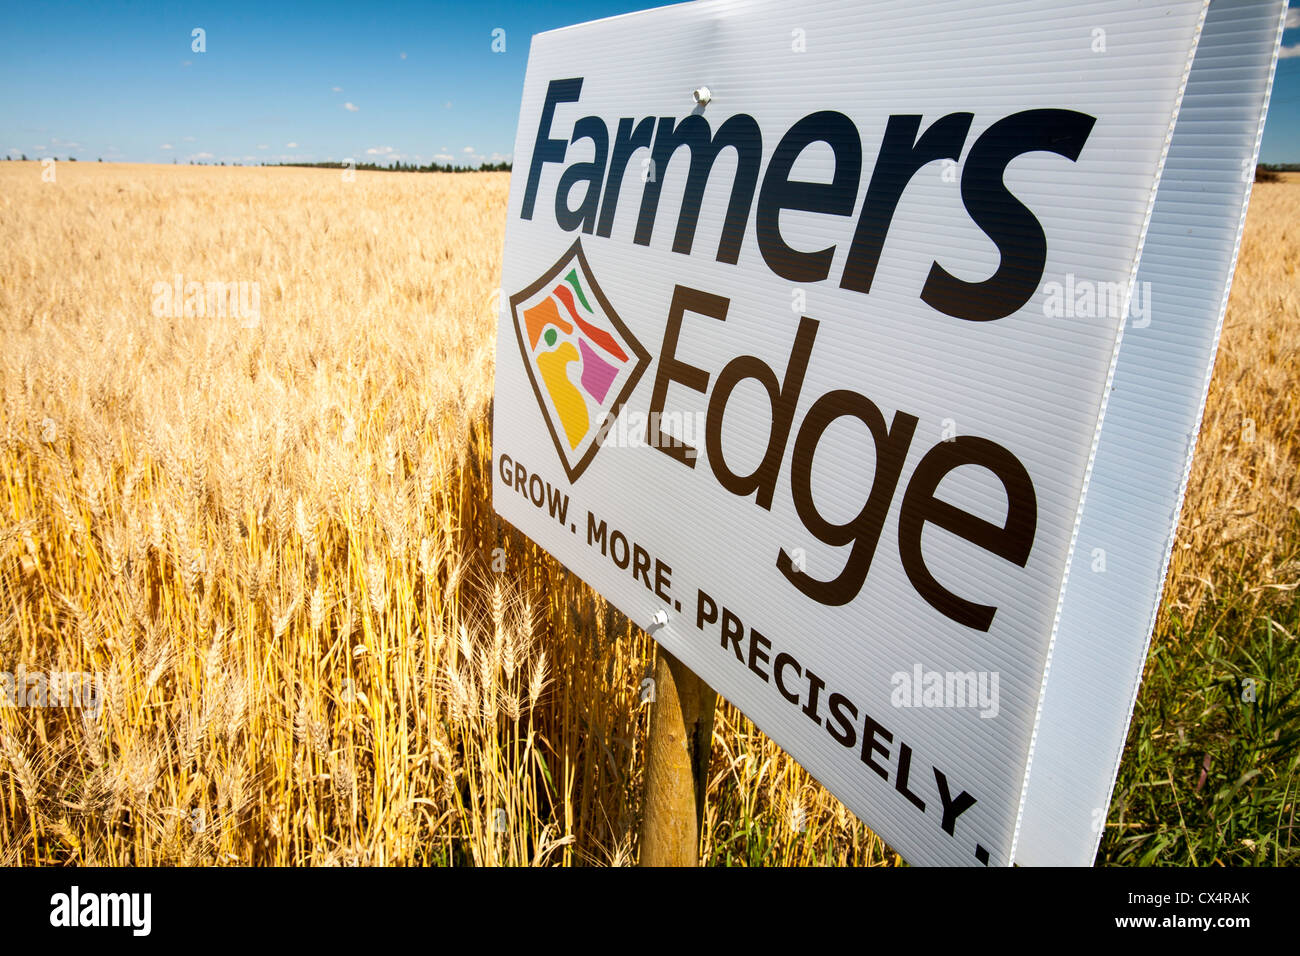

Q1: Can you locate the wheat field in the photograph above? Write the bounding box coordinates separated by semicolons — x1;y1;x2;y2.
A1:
0;161;1295;866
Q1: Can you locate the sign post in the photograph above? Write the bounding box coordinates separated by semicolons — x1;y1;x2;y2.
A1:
493;0;1286;865
639;649;716;866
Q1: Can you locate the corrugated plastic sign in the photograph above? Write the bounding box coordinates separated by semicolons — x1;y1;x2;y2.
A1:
491;0;1286;865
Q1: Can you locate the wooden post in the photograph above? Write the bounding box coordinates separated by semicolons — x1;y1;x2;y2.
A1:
639;647;717;866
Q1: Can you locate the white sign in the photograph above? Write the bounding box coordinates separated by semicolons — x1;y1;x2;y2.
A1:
491;0;1285;866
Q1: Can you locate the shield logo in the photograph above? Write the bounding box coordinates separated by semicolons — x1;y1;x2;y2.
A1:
509;240;651;482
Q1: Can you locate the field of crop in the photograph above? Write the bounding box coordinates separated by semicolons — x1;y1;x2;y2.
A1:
0;160;1295;866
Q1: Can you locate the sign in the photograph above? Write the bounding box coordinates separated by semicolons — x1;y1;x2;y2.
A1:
491;0;1286;865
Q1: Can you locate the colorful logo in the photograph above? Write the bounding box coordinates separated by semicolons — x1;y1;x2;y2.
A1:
510;240;650;481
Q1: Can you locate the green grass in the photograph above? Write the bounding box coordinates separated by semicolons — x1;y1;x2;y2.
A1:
1100;531;1300;865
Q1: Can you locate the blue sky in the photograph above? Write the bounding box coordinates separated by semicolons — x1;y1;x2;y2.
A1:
1;0;1297;166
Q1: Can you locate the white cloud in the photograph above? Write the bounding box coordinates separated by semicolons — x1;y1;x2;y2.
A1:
366;145;395;155
332;86;343;92
1287;9;1299;29
161;144;173;150
440;145;448;151
463;146;474;154
343;102;359;112
7;148;20;155
433;153;455;163
189;151;214;161
400;51;407;59
1281;43;1300;58
286;142;298;148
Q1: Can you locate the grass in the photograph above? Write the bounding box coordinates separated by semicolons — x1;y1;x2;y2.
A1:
0;161;1294;866
1101;528;1300;865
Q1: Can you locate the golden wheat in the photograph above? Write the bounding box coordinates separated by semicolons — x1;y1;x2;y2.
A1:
0;161;1293;865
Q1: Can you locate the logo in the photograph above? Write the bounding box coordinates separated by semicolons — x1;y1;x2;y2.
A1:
49;886;152;936
510;239;650;481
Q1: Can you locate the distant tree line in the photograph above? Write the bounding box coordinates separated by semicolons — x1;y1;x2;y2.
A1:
1258;163;1298;183
271;160;512;173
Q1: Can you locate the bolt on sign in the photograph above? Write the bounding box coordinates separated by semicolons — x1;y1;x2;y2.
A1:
491;0;1286;865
